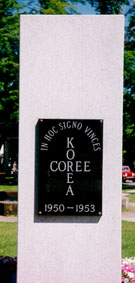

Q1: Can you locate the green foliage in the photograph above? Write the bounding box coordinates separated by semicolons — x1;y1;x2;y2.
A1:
0;0;20;141
122;3;135;165
0;0;35;142
38;0;85;14
87;0;129;14
125;4;135;51
39;0;74;14
124;51;135;91
0;0;135;167
0;0;86;144
0;222;17;257
122;221;135;258
123;49;135;164
37;0;135;166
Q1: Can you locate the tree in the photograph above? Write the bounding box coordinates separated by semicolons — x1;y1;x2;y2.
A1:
38;0;85;14
125;2;135;51
0;0;87;145
0;0;87;169
123;3;135;166
86;0;129;14
0;0;135;168
82;0;135;167
0;0;21;142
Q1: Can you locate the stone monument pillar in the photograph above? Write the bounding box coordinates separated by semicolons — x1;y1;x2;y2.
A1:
18;15;124;283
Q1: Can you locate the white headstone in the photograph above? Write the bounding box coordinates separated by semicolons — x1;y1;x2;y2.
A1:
18;15;124;283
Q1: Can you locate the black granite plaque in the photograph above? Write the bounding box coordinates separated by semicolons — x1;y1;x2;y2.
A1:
36;119;103;216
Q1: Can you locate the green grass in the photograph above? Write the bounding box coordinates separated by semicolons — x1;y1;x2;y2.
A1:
0;220;134;259
0;185;18;192
0;185;18;257
127;194;135;202
122;221;135;258
0;185;134;259
122;183;135;191
0;222;17;257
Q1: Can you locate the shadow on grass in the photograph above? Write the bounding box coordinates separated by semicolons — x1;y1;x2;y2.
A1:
122;183;135;191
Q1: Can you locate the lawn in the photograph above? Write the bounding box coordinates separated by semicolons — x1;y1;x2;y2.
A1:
127;193;135;202
0;222;17;257
122;183;135;191
0;185;18;257
0;185;134;259
0;185;18;192
122;221;135;258
0;220;134;258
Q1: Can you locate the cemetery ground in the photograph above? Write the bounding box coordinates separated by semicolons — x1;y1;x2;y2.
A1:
0;185;18;192
0;185;18;257
0;184;135;258
0;222;17;257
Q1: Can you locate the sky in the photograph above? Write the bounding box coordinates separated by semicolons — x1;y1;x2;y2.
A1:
74;1;97;14
19;0;96;14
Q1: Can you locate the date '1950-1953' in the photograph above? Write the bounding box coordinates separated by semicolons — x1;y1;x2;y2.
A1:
44;204;96;213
